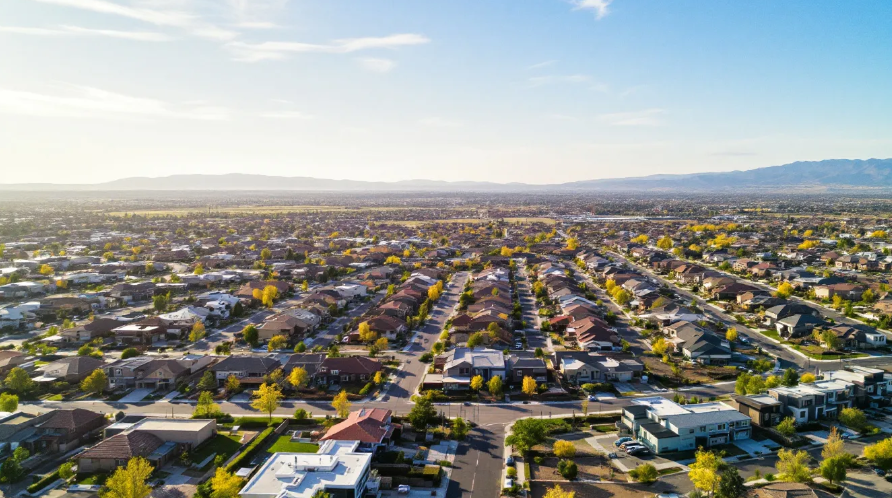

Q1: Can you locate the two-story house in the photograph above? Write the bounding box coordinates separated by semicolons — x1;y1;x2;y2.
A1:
315;357;382;386
769;380;854;423
440;348;506;391
211;356;282;387
827;366;892;409
734;394;783;427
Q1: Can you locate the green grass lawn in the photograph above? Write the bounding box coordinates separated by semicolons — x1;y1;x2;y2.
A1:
190;433;243;464
590;425;617;432
266;436;319;454
756;329;781;340
74;473;108;486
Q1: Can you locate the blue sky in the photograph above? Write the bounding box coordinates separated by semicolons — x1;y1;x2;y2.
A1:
1;0;891;184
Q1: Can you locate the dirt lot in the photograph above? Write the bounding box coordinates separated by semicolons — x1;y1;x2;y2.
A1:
530;456;620;481
642;356;738;386
530;481;676;498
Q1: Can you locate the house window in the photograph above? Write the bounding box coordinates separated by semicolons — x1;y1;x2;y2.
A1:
699;426;706;432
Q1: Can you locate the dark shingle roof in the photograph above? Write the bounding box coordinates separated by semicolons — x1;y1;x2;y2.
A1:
78;431;163;460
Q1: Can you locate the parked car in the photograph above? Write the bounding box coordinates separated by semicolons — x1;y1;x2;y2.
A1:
656;494;680;498
873;467;886;476
588;395;598;401
628;447;651;456
397;485;411;494
506;455;515;466
623;444;646;453
614;437;633;447
618;440;640;449
504;477;514;489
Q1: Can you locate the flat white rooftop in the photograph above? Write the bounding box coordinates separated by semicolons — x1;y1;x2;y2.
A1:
240;440;371;498
632;397;689;417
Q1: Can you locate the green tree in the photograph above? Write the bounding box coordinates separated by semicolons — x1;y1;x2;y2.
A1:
505;418;547;453
746;376;766;394
452;417;469;440
121;347;139;359
80;369;107;395
776;449;812;482
268;335;288;351
735;372;752;395
189;322;207;342
716;466;745;498
467;332;484;349
5;367;34;394
765;375;781;388
821;329;841;350
59;462;75;480
294;341;307;353
197;370;217;392
100;457;153;498
838;407;868;432
250;383;283;421
631;463;658;484
243;324;259;347
781;368;799;387
153;292;170;312
865;437;892;469
0;392;18;412
557;459;577;479
820;456;847;485
408;393;438;431
194;391;223;418
225;374;241;393
776;417;796;437
0;446;30;483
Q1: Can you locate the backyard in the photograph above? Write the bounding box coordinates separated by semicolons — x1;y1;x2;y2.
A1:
190;433;243;466
266;436;320;454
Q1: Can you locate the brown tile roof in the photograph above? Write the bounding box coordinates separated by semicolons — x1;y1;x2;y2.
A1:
321;408;393;444
78;431;163;460
39;409;104;431
319;356;382;375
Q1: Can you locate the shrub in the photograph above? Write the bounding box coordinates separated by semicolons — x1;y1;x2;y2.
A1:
629;463;658;484
27;468;62;493
359;382;374;396
293;408;309;420
557;459;577;479
507;467;517;478
419;352;434;363
533;456;544;464
225;427;274;472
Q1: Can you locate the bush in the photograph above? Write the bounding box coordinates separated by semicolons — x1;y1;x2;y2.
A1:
419;352;434;363
629;463;658;484
507;467;517;478
358;382;374;396
27;468;62;493
533;456;544;464
557;459;577;479
294;409;309;420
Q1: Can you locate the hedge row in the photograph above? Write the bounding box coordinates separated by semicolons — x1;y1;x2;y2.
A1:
27;468;61;493
225;427;274;472
358;382;374;396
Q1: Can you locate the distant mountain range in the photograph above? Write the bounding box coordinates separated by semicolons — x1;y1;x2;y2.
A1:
4;158;892;192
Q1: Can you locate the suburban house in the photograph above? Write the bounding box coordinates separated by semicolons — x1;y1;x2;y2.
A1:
826;366;892;408
439;348;506;390
555;351;644;385
506;355;548;384
320;408;400;452
820;324;887;349
258;314;306;342
104;356;211;391
768;380;854;423
763;304;819;327
734;394;783;427
775;314;825;339
0;351;26;375
664;321;732;365
27;408;107;454
620;397;751;454
315;357;382;385
78;418;216;473
211;355;282;387
239;440;375;498
39;356;106;383
814;283;865;301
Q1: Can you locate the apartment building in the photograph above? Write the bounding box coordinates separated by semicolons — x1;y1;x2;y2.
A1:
620;397;751;454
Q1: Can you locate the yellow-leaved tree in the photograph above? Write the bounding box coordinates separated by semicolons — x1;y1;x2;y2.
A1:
101;457;153;498
250;382;283;421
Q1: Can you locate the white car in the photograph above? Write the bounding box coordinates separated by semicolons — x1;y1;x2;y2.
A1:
504;477;514;489
397;485;411;494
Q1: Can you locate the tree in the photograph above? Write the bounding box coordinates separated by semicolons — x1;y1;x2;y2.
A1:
260;248;272;261
838;407;868;432
194;391;222;418
725;327;738;342
553;440;576;459
0;447;29;483
581;399;589;416
651;337;669;355
210;467;244;498
251;383;283;421
332;390;351;418
358;322;376;343
373;371;384;385
190;322;207;342
777;416;796;436
194;263;205;275
101;457;153;498
776;282;794;299
765;375;781;388
121;347;139;359
470;375;484;392
566;237;579;250
612;288;632;306
557;459;577;479
408;393;438;431
375;337;388;352
800;372;816;383
294;408;309;420
543;485;575;498
735;372;752;395
776;449;812;483
716;466;745;498
505;418;548;453
0;392;18;412
153;292;170;312
243;324;259;347
38;264;54;276
488;375;503;397
782;368;799;387
294;341;307;353
197;370;217;392
820;329;840;350
59;462;75;480
289;367;309;390
631;463;658;484
522;376;538;396
688;449;723;497
746;376;765;394
865;437;892;469
262;285;278;308
820;456;847;485
225;374;241;393
467;332;484;349
268;335;288;351
823;426;847;462
77;368;106;395
452;417;469;440
427;286;441;301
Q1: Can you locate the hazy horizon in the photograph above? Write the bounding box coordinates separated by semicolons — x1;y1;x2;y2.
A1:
2;0;892;184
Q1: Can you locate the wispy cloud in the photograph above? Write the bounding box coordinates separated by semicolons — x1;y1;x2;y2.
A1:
528;74;590;87
27;0;239;40
597;108;665;126
0;84;229;120
357;57;396;73
259;110;313;119
570;0;613;20
419;117;462;128
226;33;430;62
0;24;173;41
527;60;556;70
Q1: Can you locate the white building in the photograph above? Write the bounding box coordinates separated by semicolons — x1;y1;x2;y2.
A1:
240;440;375;498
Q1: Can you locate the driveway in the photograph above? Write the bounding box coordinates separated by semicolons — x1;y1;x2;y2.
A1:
586;434;687;473
119;388;154;403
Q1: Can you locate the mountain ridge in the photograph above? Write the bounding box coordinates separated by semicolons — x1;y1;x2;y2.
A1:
3;158;892;192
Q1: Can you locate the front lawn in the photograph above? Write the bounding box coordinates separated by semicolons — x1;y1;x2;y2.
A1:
190;433;243;464
74;473;108;486
266;436;319;454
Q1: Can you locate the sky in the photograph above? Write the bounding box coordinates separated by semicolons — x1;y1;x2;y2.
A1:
1;0;892;185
